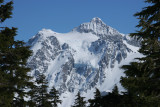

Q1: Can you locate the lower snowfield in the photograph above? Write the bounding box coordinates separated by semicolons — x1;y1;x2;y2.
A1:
59;51;143;107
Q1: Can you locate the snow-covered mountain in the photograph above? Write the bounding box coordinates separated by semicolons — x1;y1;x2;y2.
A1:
27;17;142;107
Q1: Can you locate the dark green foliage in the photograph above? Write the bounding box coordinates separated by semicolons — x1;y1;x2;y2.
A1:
72;92;86;107
27;83;38;106
0;0;33;106
35;73;51;107
99;85;122;107
112;85;119;95
0;0;13;22
49;86;61;107
120;0;160;106
88;88;102;107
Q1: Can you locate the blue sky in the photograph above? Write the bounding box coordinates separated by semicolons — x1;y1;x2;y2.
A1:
3;0;147;42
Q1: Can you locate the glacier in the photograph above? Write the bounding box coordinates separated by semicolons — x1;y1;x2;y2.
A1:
27;17;142;107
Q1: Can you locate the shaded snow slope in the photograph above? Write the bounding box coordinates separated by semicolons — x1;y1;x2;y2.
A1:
27;17;142;107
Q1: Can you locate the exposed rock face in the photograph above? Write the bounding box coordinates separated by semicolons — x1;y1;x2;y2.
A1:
27;18;140;95
27;34;61;77
72;17;120;37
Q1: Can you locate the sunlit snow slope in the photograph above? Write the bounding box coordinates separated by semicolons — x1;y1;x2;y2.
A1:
27;17;142;107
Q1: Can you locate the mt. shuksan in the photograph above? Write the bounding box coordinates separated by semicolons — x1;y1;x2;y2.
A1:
27;17;142;107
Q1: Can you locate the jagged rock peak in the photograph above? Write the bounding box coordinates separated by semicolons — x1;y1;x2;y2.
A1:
27;28;58;46
90;17;104;24
72;17;120;36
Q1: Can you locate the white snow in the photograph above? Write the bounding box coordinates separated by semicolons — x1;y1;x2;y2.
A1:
56;32;104;69
123;40;139;52
34;30;100;68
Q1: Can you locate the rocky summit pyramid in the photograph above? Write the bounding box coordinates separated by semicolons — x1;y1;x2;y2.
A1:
27;17;142;107
72;17;120;36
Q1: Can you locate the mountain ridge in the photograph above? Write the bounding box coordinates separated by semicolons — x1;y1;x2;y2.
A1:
27;17;142;107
